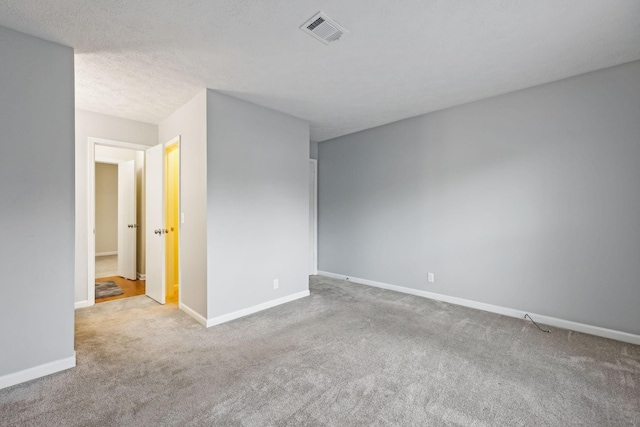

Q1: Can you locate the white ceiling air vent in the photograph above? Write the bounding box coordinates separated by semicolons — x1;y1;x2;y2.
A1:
300;12;348;45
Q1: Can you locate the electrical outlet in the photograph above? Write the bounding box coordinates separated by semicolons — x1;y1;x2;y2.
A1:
428;273;435;283
273;279;279;289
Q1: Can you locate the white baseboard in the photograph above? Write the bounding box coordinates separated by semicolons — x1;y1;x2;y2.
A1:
179;302;207;327
137;272;146;280
317;271;640;346
206;290;311;328
74;300;90;309
96;251;117;257
0;352;76;390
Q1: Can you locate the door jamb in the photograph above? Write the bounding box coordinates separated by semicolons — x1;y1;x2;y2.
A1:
310;159;318;275
87;137;150;306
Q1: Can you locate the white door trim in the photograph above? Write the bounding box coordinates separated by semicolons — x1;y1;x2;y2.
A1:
310;159;318;275
87;137;147;306
95;157;120;165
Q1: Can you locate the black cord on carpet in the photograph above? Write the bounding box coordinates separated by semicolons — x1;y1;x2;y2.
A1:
524;314;550;333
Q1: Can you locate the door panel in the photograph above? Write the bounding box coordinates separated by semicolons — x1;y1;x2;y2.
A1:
146;143;165;304
117;160;137;280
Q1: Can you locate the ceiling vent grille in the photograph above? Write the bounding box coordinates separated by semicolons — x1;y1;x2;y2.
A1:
300;12;348;45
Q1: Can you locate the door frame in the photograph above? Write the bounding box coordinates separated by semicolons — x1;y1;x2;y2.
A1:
166;137;181;306
87;137;150;306
310;159;318;275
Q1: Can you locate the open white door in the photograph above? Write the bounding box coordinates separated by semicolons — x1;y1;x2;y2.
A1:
117;160;137;280
146;143;166;304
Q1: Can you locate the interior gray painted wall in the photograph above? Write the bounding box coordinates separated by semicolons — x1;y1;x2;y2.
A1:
318;60;640;336
207;91;310;319
75;110;158;302
0;26;75;375
159;90;208;318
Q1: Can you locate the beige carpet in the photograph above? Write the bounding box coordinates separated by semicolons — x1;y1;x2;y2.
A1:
1;276;638;426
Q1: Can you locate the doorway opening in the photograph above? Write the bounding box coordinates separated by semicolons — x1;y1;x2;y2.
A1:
145;136;181;306
87;136;183;307
88;138;150;305
165;142;180;304
93;150;145;303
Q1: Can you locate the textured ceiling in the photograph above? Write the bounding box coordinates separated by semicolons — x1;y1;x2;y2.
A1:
1;1;639;142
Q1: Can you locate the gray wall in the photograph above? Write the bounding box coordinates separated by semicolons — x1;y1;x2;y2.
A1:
207;91;309;319
159;90;208;318
319;60;640;335
94;145;146;275
0;26;75;375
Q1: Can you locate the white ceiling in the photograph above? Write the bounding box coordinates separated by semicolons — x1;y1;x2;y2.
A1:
1;1;639;142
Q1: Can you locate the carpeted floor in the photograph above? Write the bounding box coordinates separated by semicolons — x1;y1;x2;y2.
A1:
1;276;638;426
